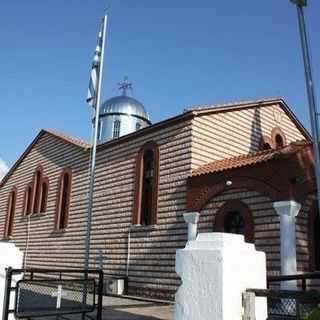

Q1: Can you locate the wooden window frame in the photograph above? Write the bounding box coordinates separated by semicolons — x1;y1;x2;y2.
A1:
133;141;160;226
4;187;17;238
31;165;43;214
23;183;33;216
40;177;49;213
55;168;72;231
214;200;254;243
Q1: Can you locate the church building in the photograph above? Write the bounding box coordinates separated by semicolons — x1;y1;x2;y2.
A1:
0;83;318;299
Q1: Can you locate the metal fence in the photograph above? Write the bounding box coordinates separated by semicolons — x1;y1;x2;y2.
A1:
2;267;103;320
246;272;320;319
247;288;320;319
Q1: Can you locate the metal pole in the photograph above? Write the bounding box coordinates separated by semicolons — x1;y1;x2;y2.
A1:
291;1;320;213
84;14;108;271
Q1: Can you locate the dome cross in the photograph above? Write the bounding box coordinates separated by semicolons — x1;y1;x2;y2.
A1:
118;76;132;96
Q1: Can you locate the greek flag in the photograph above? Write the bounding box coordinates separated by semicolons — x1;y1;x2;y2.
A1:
86;21;104;107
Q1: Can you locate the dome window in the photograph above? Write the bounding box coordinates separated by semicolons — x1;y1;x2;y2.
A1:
113;120;121;138
136;122;141;131
97;119;103;140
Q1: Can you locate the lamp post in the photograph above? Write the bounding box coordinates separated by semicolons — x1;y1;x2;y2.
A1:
290;0;320;212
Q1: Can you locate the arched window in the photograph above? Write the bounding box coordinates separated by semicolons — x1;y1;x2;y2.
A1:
271;127;286;149
23;184;33;216
4;188;17;238
40;178;49;213
55;169;72;230
275;134;284;148
133;142;160;226
309;202;320;271
214;200;254;243
113;120;121;138
32;166;43;214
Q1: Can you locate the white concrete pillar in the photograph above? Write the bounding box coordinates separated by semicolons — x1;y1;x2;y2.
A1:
183;212;200;241
175;233;267;320
273;201;301;290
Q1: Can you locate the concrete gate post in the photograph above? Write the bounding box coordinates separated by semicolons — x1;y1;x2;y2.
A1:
0;241;24;320
175;233;267;320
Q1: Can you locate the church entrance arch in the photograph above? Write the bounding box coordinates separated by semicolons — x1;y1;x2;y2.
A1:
214;200;254;243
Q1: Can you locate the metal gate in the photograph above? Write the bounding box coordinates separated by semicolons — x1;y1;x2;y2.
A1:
2;267;103;320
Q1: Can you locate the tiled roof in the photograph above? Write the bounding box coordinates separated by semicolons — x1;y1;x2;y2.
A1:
44;129;91;149
184;97;282;113
192;140;311;177
0;129;91;187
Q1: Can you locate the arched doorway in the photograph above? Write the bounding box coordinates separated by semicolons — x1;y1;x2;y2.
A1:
214;200;254;243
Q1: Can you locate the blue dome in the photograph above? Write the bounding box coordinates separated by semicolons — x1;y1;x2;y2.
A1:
100;95;150;122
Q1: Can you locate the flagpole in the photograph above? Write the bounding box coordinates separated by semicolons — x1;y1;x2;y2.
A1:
290;1;320;214
84;13;108;271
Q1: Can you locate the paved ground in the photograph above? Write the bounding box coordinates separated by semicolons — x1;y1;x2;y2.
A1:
101;296;174;320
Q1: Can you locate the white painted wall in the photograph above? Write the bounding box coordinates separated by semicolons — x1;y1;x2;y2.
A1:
0;241;23;320
175;233;268;320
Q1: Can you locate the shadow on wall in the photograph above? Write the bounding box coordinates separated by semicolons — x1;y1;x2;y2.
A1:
249;107;262;153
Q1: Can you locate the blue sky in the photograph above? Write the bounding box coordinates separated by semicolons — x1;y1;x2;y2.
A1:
0;0;319;170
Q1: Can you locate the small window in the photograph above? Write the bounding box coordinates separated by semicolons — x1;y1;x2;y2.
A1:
55;169;72;230
275;134;284;148
271;127;286;149
23;184;33;216
113;120;121;138
40;179;48;213
136;122;141;131
4;188;17;238
133;142;160;226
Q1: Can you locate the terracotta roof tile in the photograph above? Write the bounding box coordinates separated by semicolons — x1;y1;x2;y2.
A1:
185;97;282;113
44;129;91;149
192;140;311;177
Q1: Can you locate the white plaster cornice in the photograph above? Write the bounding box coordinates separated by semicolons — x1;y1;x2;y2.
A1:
273;200;301;217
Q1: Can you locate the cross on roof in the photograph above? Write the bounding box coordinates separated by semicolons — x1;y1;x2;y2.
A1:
118;76;132;96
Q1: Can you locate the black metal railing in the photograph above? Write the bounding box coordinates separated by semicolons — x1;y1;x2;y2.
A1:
247;288;320;319
2;267;104;320
246;272;320;319
268;271;320;290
